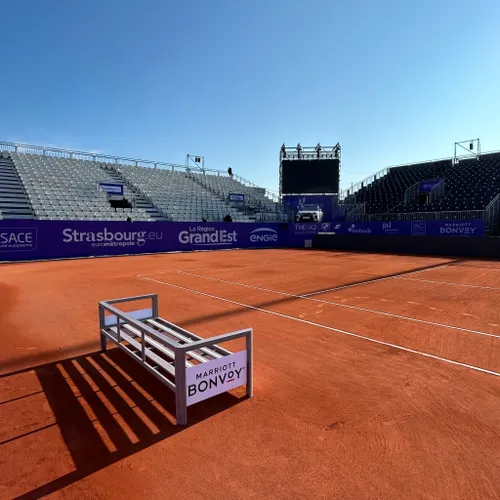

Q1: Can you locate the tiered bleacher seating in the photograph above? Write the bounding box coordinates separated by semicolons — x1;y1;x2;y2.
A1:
354;160;448;214
191;173;279;214
0;152;34;220
11;154;155;221
434;154;500;211
347;152;500;231
116;165;249;222
388;155;500;214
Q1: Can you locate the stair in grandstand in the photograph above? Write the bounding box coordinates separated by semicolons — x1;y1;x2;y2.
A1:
0;152;34;220
184;172;248;221
101;165;170;221
187;171;287;222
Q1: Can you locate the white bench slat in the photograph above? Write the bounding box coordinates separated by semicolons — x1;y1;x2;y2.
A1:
147;319;223;361
121;323;193;368
108;326;175;376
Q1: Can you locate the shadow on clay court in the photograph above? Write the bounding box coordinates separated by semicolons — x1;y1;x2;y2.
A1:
0;257;461;376
2;257;462;498
177;258;462;329
6;348;242;500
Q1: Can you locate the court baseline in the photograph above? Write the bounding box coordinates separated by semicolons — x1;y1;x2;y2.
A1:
300;264;450;297
395;276;500;291
144;270;500;341
138;274;500;379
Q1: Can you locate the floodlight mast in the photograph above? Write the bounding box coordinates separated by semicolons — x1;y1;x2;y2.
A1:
453;139;481;164
186;154;205;172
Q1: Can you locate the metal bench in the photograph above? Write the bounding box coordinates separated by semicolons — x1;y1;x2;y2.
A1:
98;294;253;425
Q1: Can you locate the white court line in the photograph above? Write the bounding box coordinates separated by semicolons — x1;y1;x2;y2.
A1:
300;264;450;297
396;276;500;291
169;270;500;340
138;275;500;379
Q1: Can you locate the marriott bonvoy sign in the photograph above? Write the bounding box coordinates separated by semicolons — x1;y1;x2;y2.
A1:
186;350;248;406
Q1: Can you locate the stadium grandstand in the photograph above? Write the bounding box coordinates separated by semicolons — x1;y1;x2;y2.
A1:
0;141;289;223
339;144;500;235
1;139;499;235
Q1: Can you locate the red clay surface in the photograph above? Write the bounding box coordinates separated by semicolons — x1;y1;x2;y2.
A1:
1;249;500;499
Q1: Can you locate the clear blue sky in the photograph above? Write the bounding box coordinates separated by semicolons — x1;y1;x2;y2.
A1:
2;0;500;192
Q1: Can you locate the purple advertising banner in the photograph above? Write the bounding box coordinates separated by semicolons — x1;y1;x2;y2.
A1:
289;219;485;246
0;219;486;261
0;221;288;262
282;195;338;221
419;180;442;193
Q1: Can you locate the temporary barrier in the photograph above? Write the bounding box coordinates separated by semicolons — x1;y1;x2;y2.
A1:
288;219;485;247
98;294;253;425
0;220;287;261
0;219;487;262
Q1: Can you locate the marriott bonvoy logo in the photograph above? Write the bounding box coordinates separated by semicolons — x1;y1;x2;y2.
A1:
188;359;245;398
178;226;238;246
439;222;477;235
186;350;248;406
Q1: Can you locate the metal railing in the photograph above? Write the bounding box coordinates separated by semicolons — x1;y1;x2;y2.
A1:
250;212;292;222
360;210;485;222
0;140;279;202
339;149;500;201
404;181;420;204
337;203;357;217
429;179;446;202
344;203;366;221
485;193;500;231
339;167;389;200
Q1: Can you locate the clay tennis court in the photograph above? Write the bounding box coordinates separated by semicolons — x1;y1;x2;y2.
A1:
1;249;500;499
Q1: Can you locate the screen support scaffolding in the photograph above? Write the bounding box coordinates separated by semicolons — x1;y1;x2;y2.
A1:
279;143;341;197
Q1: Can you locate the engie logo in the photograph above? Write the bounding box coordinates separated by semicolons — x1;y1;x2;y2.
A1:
411;221;426;236
347;224;372;234
62;228;163;248
186;350;247;406
178;226;238;246
249;227;278;243
0;228;37;252
439;222;477;236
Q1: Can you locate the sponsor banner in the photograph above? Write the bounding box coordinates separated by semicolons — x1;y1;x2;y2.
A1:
186;350;247;406
411;221;427;236
0;227;37;252
228;193;245;202
419;179;442;193
0;221;286;261
283;194;338;221
0;219;485;261
436;221;483;236
289;220;484;243
99;183;124;196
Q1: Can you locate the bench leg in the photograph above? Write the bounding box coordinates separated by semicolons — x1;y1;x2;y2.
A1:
175;350;187;425
100;333;107;352
176;402;187;426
